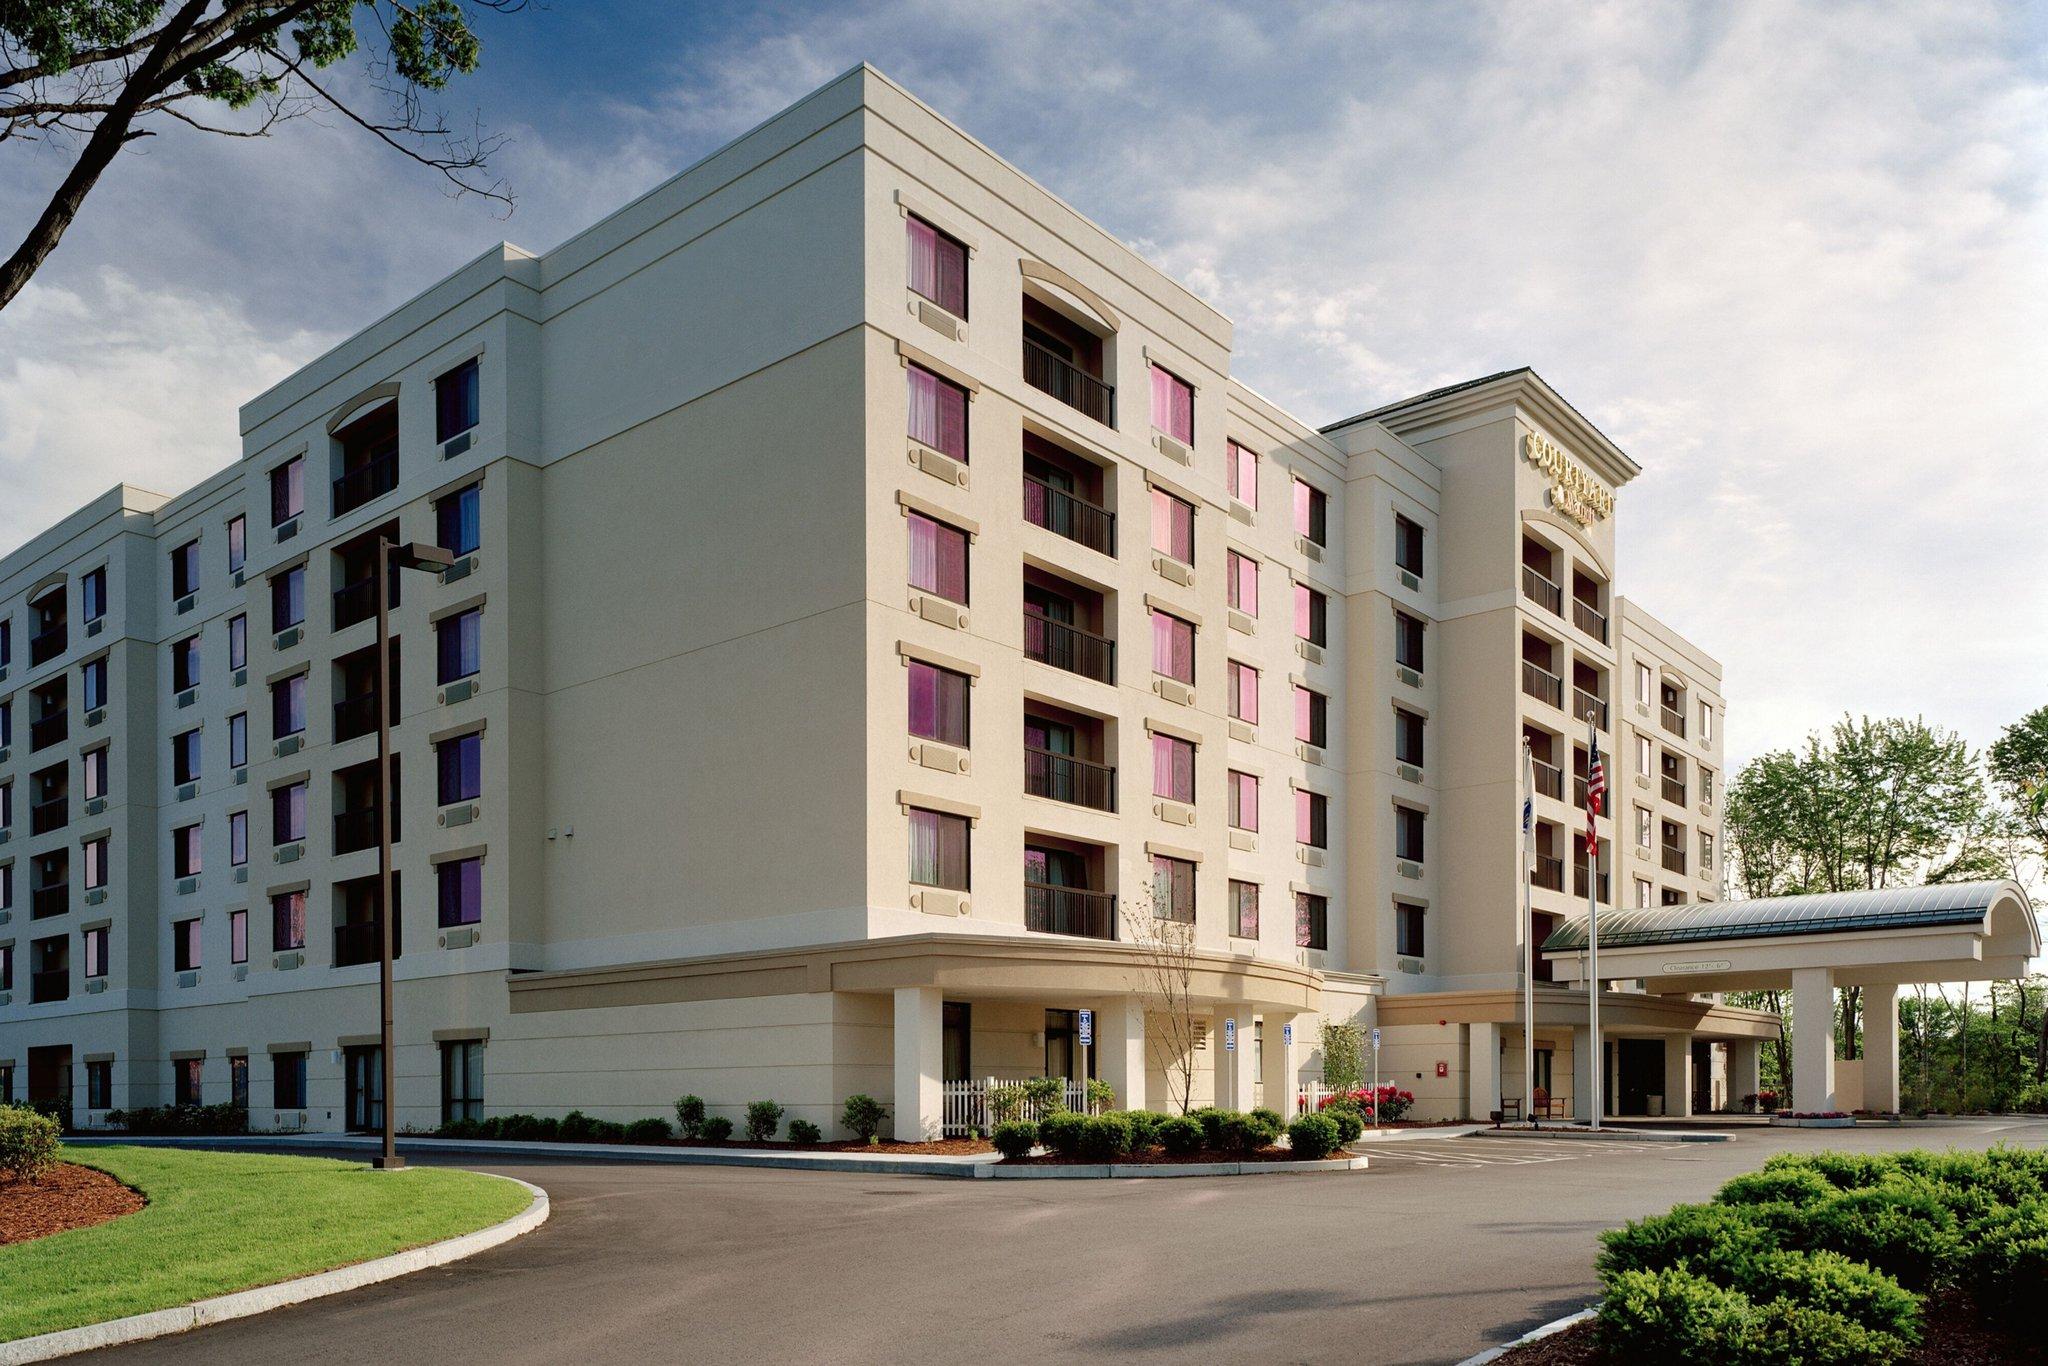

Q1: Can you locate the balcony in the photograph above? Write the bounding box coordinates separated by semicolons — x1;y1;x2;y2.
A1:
1572;598;1608;642
333;576;378;631
1024;882;1117;940
31;883;67;918
1024;613;1115;685
1532;757;1563;800
29;711;66;751
1023;474;1116;556
1661;705;1687;737
1574;865;1611;901
331;449;399;518
29;798;67;836
333;920;382;968
333;693;381;744
31;969;68;1003
1662;775;1686;805
333;808;387;856
1574;688;1609;731
1661;845;1688;875
28;626;66;668
1532;855;1565;892
1521;659;1562;709
1023;337;1115;427
1521;564;1562;616
1024;748;1117;812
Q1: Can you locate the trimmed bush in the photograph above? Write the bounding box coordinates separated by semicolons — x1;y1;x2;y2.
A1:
105;1103;248;1137
1599;1202;1777;1278
1286;1112;1341;1160
1598;1266;1755;1360
559;1110;598;1143
702;1116;734;1142
786;1119;822;1145
1716;1165;1838;1208
1084;1078;1116;1114
1121;1110;1168;1149
1037;1111;1087;1160
674;1095;706;1140
1970;1198;2048;1333
1793;1184;1961;1290
1191;1107;1231;1148
992;1120;1038;1160
1021;1076;1066;1112
590;1119;627;1144
624;1117;671;1144
1322;1104;1364;1144
841;1094;886;1142
1732;1249;1921;1345
1249;1108;1285;1141
988;1084;1027;1125
1215;1111;1281;1155
0;1105;61;1184
1156;1115;1205;1156
1077;1113;1135;1162
744;1100;784;1144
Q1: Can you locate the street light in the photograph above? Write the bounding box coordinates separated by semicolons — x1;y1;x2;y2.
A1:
371;539;454;1171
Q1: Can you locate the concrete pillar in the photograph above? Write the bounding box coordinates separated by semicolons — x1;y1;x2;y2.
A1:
1262;1013;1298;1119
1863;984;1900;1114
1791;967;1836;1114
1662;1035;1694;1118
1213;1006;1256;1111
1468;1023;1502;1120
1573;1024;1597;1122
1730;1039;1763;1109
892;985;943;1141
1097;996;1147;1112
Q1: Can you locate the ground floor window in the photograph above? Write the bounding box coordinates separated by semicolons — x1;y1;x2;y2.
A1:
85;1059;111;1109
345;1046;383;1132
273;1051;307;1109
942;1002;971;1082
441;1041;483;1124
0;1064;12;1104
1534;1048;1554;1098
174;1057;203;1107
230;1056;249;1110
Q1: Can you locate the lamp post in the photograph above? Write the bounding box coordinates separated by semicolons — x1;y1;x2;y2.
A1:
371;538;454;1171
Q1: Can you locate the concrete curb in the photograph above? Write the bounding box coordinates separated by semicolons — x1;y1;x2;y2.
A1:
1350;1124;1485;1143
1454;1306;1597;1366
975;1156;1368;1179
1470;1127;1732;1144
0;1172;548;1365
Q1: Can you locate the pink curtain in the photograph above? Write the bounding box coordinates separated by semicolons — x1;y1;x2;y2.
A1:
910;808;968;889
1152;610;1193;683
907;217;966;316
1153;735;1193;801
1231;771;1258;831
1230;661;1259;724
1151;489;1192;562
907;365;968;460
1295;684;1314;743
1235;882;1259;938
1231;552;1258;614
1293;478;1312;537
1151;365;1193;443
1228;441;1257;507
907;514;967;602
908;661;967;744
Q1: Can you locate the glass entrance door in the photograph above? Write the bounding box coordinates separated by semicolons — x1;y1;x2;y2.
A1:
344;1046;383;1133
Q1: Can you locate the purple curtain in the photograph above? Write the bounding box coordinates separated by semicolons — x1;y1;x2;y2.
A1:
907;365;968;460
1151;366;1193;443
1152;611;1193;683
907;217;967;316
908;662;968;745
907;514;968;603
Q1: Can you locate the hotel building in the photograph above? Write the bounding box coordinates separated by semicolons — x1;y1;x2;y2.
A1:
0;66;1775;1137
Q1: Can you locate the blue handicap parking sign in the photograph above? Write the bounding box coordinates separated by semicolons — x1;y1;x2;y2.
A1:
1077;1009;1093;1047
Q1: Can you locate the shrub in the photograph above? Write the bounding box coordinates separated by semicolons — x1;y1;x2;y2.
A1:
1077;1113;1135;1162
439;1118;481;1139
559;1110;598;1143
1322;1103;1364;1144
0;1106;61;1184
1021;1076;1067;1113
1716;1165;1838;1208
1599;1202;1776;1278
1320;1021;1364;1094
988;1085;1027;1125
1215;1111;1282;1155
1121;1110;1167;1149
624;1117;671;1144
744;1101;784;1144
992;1121;1038;1160
841;1094;886;1142
702;1116;734;1142
787;1119;823;1145
1794;1184;1961;1291
1770;1151;1896;1191
1156;1115;1205;1156
1249;1108;1285;1142
1286;1113;1341;1160
1084;1078;1116;1114
1727;1249;1921;1345
674;1095;706;1140
591;1119;627;1143
1969;1198;2048;1333
2014;1081;2048;1114
1191;1107;1233;1148
1037;1111;1087;1160
1598;1266;1756;1361
106;1103;248;1137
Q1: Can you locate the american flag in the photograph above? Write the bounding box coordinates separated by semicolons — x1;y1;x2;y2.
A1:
1585;730;1606;857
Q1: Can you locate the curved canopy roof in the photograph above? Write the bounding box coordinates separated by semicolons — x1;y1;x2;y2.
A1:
1543;881;2034;954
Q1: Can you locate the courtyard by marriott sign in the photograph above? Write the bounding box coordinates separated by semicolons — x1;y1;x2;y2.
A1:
1523;432;1614;527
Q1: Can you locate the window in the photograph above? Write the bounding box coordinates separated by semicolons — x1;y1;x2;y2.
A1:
1634;734;1652;777
24;938;63;1001
272;781;306;845
436;732;482;805
1394;610;1425;671
170;540;200;599
1227;441;1258;507
0;781;9;830
1294;685;1327;747
437;857;483;927
171;635;201;692
908;807;970;890
83;925;108;977
0;699;9;747
227;516;246;574
83;746;108;799
272;674;306;737
1148;365;1194;445
1151;733;1195;803
907;660;970;747
1230;879;1260;938
174;917;202;972
230;908;247;965
82;566;107;622
1151;854;1195;923
231;1055;249;1110
81;656;107;710
274;1051;308;1109
1294;583;1327;646
270;565;304;632
86;1060;112;1110
1296;788;1329;848
906;215;967;317
1701;830;1715;866
173;823;202;877
172;728;201;785
1151;609;1194;684
436;608;482;684
1395;805;1425;863
229;811;248;867
1293;478;1328;545
270;455;304;526
272;891;306;951
1394;708;1425;767
906;364;968;461
1151;489;1194;564
1700;702;1714;743
1295;892;1328;950
1635;806;1652;848
1701;768;1715;803
1636;661;1653;701
221;616;247;678
1396;901;1425;957
0;942;9;990
436;482;481;557
1227;551;1257;615
174;1057;203;1107
906;511;969;604
82;835;108;890
1394;513;1424;576
0;620;8;671
436;357;481;443
1227;770;1259;831
1635;878;1653;909
1227;660;1259;724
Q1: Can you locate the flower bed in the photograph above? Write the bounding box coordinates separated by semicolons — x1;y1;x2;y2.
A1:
1770;1112;1856;1127
993;1105;1355;1165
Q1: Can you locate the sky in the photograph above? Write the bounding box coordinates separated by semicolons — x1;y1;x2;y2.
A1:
2;0;2044;773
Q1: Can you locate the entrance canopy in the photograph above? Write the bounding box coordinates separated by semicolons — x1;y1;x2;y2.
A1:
1541;881;2040;995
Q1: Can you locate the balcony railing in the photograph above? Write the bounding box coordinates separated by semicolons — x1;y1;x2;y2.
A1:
333;808;388;856
1574;866;1612;901
1572;598;1608;642
1521;659;1562;708
1662;775;1686;806
29;798;67;836
1532;855;1565;892
31;883;68;918
1575;774;1589;808
31;969;69;1003
1024;747;1117;812
29;626;66;668
1022;474;1116;556
331;450;398;517
333;577;377;631
30;711;66;751
1024;882;1117;940
1661;705;1686;737
1521;565;1562;616
1024;612;1115;684
1574;688;1609;731
333;920;382;968
333;693;382;744
1661;845;1688;874
1023;337;1115;427
1531;757;1563;800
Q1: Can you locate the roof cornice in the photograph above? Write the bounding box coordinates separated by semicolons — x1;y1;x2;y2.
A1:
1326;368;1642;489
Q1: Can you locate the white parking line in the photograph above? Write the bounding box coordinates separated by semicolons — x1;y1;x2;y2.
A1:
1365;1139;1663;1169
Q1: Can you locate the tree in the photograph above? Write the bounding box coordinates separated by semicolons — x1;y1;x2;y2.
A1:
1;0;520;313
1989;705;2048;1079
1119;894;1202;1115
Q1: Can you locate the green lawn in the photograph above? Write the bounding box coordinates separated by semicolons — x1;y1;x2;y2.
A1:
1;1146;533;1343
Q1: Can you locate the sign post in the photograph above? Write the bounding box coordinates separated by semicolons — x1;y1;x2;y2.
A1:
1077;1009;1093;1109
1370;1026;1382;1132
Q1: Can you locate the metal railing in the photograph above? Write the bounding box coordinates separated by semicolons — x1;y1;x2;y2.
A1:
29;626;66;668
29;798;67;836
331;450;398;517
1662;775;1686;805
1574;866;1611;901
1521;564;1562;616
941;1077;1097;1138
332;577;378;631
333;921;382;968
30;711;66;751
1024;612;1115;684
1575;688;1609;731
1532;757;1563;800
31;969;69;1003
1533;855;1565;892
1572;598;1608;642
31;883;68;918
1023;337;1115;427
1024;747;1117;811
1661;705;1687;737
1023;882;1117;940
332;693;381;744
1022;474;1116;555
332;808;387;856
1662;845;1688;874
1521;659;1562;708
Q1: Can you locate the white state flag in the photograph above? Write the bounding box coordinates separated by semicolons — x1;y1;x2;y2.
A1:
1520;741;1537;872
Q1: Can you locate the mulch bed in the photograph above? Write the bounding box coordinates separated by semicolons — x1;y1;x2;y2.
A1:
1003;1147;1348;1166
0;1163;146;1246
652;1137;995;1156
1495;1293;2043;1364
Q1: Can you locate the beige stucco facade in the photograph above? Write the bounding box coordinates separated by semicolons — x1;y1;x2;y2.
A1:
0;66;1767;1136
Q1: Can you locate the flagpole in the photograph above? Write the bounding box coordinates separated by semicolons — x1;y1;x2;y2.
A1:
1521;738;1536;1129
1587;716;1602;1132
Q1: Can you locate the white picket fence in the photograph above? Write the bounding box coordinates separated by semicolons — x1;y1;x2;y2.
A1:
940;1077;1094;1136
